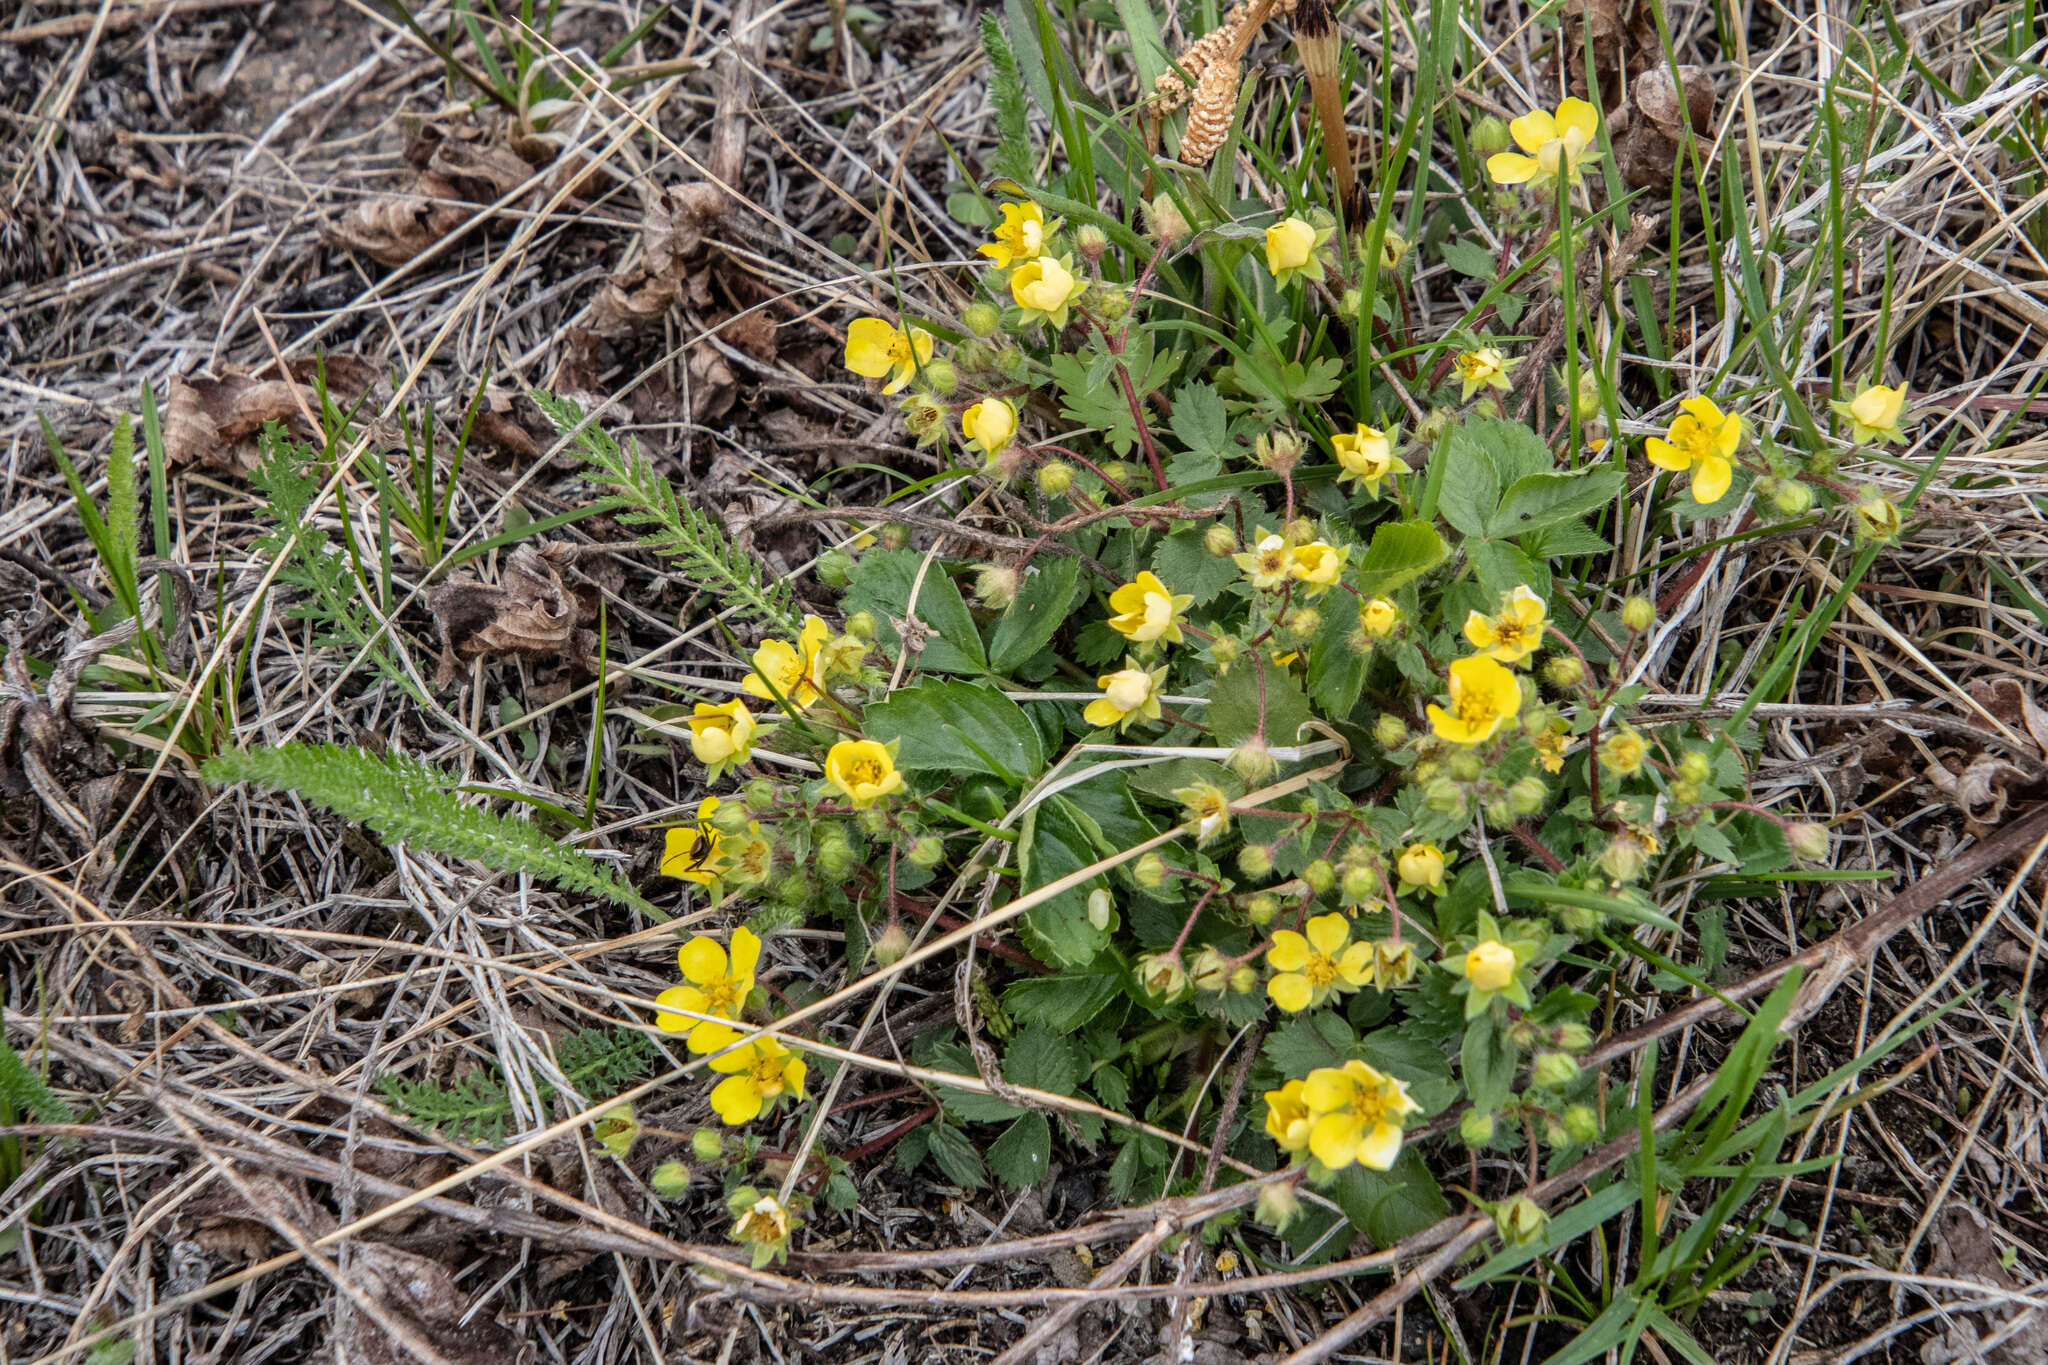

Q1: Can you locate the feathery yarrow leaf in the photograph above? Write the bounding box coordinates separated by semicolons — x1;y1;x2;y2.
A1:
376;1027;654;1145
532;391;800;633
203;743;657;916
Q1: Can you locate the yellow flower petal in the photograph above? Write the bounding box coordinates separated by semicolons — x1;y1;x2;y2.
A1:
1508;110;1557;154
1267;930;1311;972
709;1073;765;1125
677;936;728;986
1487;152;1539;185
1555;98;1599;145
1305;913;1351;957
1268;972;1314;1013
1692;454;1732;504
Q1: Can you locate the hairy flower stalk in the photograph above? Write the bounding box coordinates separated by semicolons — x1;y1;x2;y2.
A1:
1291;0;1357;216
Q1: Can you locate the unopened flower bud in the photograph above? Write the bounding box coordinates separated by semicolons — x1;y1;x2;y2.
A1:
692;1127;726;1162
1229;965;1259;994
1375;713;1409;749
1555;1022;1592;1051
1621;595;1655;632
744;778;777;812
1203;523;1238;557
1303;859;1336;894
1423;778;1466;816
1238;844;1274;878
1230;739;1280;784
1447;750;1484;782
1036;461;1074;496
1787;822;1830;862
1460;1109;1496;1146
1771;478;1815;515
1076;223;1109;263
1484;798;1515;828
650;1161;692;1197
844;611;876;640
1508;776;1547;815
816;830;855;878
1147;193;1191;246
1092;285;1132;323
1543;655;1586;689
1471;115;1511;157
1283;518;1316;546
1255;430;1304;473
1532;1052;1581;1089
1496;1195;1547;1246
1209;634;1242;671
922;358;959;397
1598;831;1651;883
1573;369;1602;420
872;920;912;966
1256;1181;1302;1232
1339;287;1364;316
709;801;750;833
1340;863;1378;903
1679;751;1712;785
974;564;1020;610
907;835;944;868
857;808;889;836
879;523;910;551
816;547;854;587
1562;1104;1600;1143
1100;461;1137;486
1134;853;1167;889
1558;904;1605;937
1359;598;1400;639
1137;951;1189;1001
1246;893;1281;925
962;300;1001;336
1855;494;1901;541
1087;888;1114;931
1189;947;1230;993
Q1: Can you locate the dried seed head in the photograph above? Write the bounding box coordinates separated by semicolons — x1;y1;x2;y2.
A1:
1178;59;1241;165
1155;23;1239;112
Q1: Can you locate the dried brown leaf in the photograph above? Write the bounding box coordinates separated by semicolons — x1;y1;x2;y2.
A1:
328;123;535;267
1615;65;1716;189
164;361;377;471
1921;1205;2048;1365
428;543;598;688
326;1243;534;1365
588;183;726;336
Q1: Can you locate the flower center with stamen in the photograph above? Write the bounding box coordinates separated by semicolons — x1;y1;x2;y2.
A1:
1304;954;1338;988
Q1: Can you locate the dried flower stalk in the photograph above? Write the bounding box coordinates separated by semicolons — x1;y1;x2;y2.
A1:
1291;0;1358;213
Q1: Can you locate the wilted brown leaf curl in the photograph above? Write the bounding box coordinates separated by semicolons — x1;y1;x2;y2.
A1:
325;121;536;267
428;543;601;689
163;356;379;472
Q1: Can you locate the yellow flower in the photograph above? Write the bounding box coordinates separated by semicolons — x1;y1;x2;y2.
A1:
1107;571;1193;646
1300;1060;1421;1171
687;699;756;769
1855;493;1902;541
1173;781;1233;845
1463;585;1549;666
1331;423;1409;494
1455;347;1516;401
1290;542;1347;595
1233;529;1295;591
1427;655;1524;745
844;317;934;395
1377;228;1410;272
823;738;905;809
1534;727;1571;774
1487;98;1600;190
1830;382;1908;444
708;1036;807;1125
1010;254;1088;328
1396;842;1447;896
979;200;1054;269
1460;940;1519;992
1264;215;1329;287
661;796;728;885
741;616;831;713
732;1191;791;1249
1645;395;1742;504
655;925;761;1053
1599;727;1646;776
1083;661;1166;731
1266;913;1375;1012
961;396;1019;457
1264;1078;1315;1157
1360;598;1400;638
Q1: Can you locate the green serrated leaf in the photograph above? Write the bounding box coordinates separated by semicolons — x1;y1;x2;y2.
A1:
1018;796;1113;967
989;1112;1053;1187
1461;1012;1519;1114
988;556;1080;674
1207;655;1314;749
1006;966;1124;1032
1353;520;1449;600
1307;591;1368;717
863;678;1043;783
1328;1145;1450;1245
924;1121;990;1188
1440;238;1498;279
1151;527;1240;608
842;549;987;674
1263;1011;1357;1078
1167;380;1235;470
1004;1026;1079;1094
1490;466;1623;539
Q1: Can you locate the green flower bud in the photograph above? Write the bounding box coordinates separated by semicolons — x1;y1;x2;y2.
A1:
592;1102;639;1159
1339;287;1364;316
974;564;1020;610
922;357;959;397
1787;822;1831;862
1771;478;1815;515
1621;595;1656;632
857;808;889;836
1543;656;1586;689
1091;285;1132;323
1303;859;1336;894
776;870;814;906
1558;903;1605;937
1508;776;1548;815
1087;888;1115;931
1447;750;1484;782
1256;1181;1302;1233
1417;408;1452;443
1147;193;1191;247
1423;777;1466;816
1554;1022;1592;1051
1484;798;1515;828
844;610;876;640
1496;1195;1548;1246
1562;1104;1601;1143
1471;115;1511;157
1374;713;1409;749
744;778;777;812
1229;965;1260;994
1036;461;1075;496
1210;634;1242;671
1340;863;1378;904
963;301;1002;336
1247;893;1282;925
872;920;912;966
1460;1109;1496;1146
1255;430;1304;472
1237;844;1274;878
1204;523;1238;557
709;800;750;833
1076;223;1109;263
1100;461;1136;487
1532;1052;1581;1089
816;547;854;587
1189;947;1230;993
1229;739;1280;784
1283;517;1317;546
650;1160;692;1197
692;1127;726;1162
907;835;944;868
1136;951;1189;1002
1678;751;1712;785
1134;853;1167;889
1855;494;1901;541
816;830;856;878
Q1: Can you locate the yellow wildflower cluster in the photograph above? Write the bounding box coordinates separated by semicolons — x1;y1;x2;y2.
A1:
1645;396;1742;505
1487;98;1600;192
1331;422;1408;495
1233;526;1348;595
1427;582;1548;746
1265;1059;1421;1171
